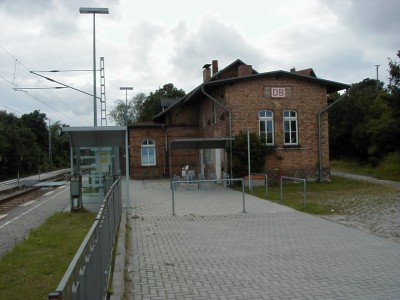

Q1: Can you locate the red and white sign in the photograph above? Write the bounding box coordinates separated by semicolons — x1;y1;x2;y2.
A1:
271;87;286;98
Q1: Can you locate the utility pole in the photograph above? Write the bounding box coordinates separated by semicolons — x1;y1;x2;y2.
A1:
79;7;109;126
120;86;133;125
375;64;380;81
49;118;52;165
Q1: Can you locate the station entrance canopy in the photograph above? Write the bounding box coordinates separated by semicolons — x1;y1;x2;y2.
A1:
63;126;129;211
169;137;234;151
168;137;234;181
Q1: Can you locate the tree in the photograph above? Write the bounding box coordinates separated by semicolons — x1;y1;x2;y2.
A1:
329;79;390;163
109;93;147;125
329;50;400;166
0;110;70;179
388;50;400;96
228;131;272;178
0;111;20;179
138;83;185;122
50;121;70;168
386;50;400;152
20;110;48;154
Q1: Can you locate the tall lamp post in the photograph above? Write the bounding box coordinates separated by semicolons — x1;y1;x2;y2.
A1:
79;7;109;127
120;87;133;125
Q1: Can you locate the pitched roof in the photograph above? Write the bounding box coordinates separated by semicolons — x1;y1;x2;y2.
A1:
295;68;317;77
202;69;348;93
153;60;349;121
208;58;258;81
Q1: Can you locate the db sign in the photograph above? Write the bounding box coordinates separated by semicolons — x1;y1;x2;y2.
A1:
271;87;286;98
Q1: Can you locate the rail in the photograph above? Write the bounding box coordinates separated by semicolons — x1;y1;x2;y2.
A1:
48;176;122;300
280;176;307;208
171;178;246;215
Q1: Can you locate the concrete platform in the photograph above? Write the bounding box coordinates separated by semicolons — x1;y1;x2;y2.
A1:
34;181;68;187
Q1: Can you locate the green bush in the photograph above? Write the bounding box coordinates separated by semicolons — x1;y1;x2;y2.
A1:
228;131;273;178
378;152;400;179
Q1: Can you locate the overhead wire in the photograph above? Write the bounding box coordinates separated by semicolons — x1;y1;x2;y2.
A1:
0;104;23;115
0;44;90;126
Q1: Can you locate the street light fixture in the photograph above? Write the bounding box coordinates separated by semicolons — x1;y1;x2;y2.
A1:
79;7;109;127
120;87;133;125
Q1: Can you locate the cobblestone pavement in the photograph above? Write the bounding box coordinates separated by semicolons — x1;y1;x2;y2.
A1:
126;180;400;299
326;172;400;243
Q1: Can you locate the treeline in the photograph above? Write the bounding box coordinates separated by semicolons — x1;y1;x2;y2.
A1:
0;110;70;180
109;83;186;125
329;51;400;167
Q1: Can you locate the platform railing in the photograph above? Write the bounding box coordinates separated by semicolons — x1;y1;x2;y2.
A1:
48;176;122;300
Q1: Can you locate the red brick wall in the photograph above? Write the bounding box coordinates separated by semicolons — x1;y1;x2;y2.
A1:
130;75;331;180
129;124;200;179
166;126;199;178
199;87;229;138
129;127;167;179
224;77;329;179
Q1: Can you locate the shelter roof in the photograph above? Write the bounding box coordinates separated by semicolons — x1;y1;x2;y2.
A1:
169;137;234;150
63;126;127;147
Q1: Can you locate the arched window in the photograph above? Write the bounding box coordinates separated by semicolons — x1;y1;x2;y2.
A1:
259;110;274;145
283;110;298;145
141;139;156;166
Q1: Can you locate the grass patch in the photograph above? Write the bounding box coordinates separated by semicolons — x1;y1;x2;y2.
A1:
241;176;390;215
0;211;95;300
331;153;400;181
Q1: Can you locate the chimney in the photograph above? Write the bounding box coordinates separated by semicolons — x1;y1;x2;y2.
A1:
238;65;252;77
212;60;218;76
290;67;296;72
203;64;211;82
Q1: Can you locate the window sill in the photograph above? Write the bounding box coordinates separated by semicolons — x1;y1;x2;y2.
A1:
283;144;301;149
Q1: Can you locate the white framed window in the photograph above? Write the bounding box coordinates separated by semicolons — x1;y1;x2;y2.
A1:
141;139;156;166
283;110;298;145
259;110;274;145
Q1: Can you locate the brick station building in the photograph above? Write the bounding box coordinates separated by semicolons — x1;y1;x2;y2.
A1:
129;59;349;181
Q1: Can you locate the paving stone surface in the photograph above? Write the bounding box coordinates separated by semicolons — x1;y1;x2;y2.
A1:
126;180;400;299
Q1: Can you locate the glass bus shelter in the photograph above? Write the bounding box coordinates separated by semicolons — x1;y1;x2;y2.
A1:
63;126;129;211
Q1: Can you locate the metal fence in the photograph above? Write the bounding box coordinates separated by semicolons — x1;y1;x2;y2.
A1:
48;176;122;300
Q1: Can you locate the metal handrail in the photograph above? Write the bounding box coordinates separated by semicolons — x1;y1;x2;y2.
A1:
48;177;122;300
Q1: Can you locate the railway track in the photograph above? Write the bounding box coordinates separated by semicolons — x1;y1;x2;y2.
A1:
0;172;69;214
0;187;54;214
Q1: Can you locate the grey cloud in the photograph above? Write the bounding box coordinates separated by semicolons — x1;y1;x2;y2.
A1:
170;15;269;82
128;20;166;69
320;0;400;48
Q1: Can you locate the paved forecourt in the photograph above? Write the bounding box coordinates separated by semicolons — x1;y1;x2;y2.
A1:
127;180;400;299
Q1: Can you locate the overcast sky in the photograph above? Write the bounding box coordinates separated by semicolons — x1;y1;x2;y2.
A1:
0;0;399;126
